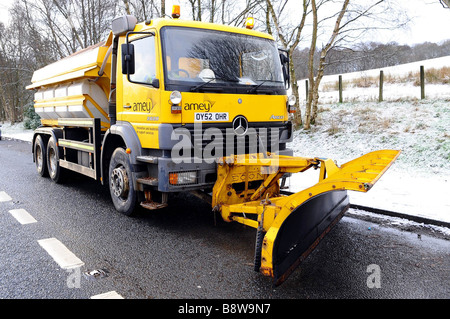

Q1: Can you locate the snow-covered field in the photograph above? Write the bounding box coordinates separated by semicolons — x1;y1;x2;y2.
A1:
288;99;450;227
297;55;450;103
291;56;450;230
1;56;449;234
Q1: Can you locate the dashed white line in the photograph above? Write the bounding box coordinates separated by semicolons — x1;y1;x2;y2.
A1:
90;291;124;299
37;238;85;270
0;191;12;202
9;208;37;224
2;197;123;298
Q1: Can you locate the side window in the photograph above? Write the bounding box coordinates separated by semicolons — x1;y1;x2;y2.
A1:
130;36;156;84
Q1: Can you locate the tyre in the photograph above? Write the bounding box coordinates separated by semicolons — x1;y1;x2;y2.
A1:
46;136;66;183
34;135;48;177
108;147;137;216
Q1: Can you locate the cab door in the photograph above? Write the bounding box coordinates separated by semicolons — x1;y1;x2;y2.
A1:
118;32;162;149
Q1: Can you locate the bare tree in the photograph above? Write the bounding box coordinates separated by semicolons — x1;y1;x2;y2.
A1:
0;5;36;123
305;0;349;129
183;0;264;26
122;0;162;21
52;0;84;49
303;0;410;129
266;0;309;128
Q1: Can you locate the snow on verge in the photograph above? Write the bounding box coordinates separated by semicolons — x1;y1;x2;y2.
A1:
288;98;450;225
0;122;34;142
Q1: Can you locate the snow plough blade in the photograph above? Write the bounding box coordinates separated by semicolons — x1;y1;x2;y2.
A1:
212;149;400;285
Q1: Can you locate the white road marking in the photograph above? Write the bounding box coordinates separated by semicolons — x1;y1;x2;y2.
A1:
90;291;124;299
0;191;12;202
9;208;37;224
37;238;84;269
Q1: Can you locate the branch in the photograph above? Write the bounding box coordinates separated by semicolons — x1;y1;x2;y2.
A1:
266;0;287;47
440;0;450;8
338;0;383;32
52;0;84;49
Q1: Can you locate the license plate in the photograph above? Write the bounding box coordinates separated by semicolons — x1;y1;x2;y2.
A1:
194;112;229;122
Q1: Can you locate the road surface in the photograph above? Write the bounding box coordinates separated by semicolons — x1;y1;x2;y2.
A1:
0;139;448;304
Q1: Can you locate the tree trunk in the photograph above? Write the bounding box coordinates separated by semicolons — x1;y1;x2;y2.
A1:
265;1;272;35
197;0;202;21
210;0;216;23
307;0;349;127
289;51;302;128
123;0;131;14
304;0;318;130
311;53;326;124
161;0;165;17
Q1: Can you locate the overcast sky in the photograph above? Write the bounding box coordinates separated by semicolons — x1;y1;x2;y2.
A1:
0;0;448;46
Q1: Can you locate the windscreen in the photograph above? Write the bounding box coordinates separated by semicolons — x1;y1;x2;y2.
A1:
161;26;285;94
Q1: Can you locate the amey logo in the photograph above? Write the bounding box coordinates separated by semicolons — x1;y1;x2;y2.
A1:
133;101;155;113
184;100;215;112
130;96;157;113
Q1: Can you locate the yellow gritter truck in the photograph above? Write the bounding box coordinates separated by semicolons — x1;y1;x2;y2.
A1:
26;9;400;285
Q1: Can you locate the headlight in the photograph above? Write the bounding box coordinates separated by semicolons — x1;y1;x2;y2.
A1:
169;171;197;185
288;94;296;106
170;91;182;105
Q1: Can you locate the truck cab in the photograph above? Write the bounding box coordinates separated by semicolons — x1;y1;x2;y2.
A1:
109;16;294;212
29;14;295;215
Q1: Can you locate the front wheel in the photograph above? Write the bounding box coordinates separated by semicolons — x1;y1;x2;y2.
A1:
108;147;137;216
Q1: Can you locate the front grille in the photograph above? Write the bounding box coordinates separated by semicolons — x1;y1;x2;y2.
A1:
175;122;291;159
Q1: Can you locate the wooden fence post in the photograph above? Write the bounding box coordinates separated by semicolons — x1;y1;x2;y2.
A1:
379;70;383;102
338;75;343;103
420;65;425;99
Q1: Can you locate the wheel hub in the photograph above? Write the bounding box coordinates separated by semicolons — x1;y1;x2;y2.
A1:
110;166;129;199
49;148;57;172
36;145;43;170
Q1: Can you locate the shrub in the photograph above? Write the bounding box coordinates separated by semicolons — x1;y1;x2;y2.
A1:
23;103;41;130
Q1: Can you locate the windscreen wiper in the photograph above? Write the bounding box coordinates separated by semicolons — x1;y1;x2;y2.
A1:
190;76;239;92
246;80;283;94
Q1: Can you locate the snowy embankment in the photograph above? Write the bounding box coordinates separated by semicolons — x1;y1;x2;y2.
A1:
0;122;34;142
291;56;450;229
288;99;450;227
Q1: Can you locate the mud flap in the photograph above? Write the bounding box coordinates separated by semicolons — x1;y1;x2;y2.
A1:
271;190;349;286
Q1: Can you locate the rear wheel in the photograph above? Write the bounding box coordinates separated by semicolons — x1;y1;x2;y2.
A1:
109;147;137;216
47;136;66;183
34;135;48;177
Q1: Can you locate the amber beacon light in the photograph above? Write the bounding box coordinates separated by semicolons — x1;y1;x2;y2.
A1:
172;5;181;19
245;17;254;29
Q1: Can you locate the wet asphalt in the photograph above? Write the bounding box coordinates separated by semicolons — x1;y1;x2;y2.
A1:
0;139;448;302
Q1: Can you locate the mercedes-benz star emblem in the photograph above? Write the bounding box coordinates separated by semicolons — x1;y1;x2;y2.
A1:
232;116;248;136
